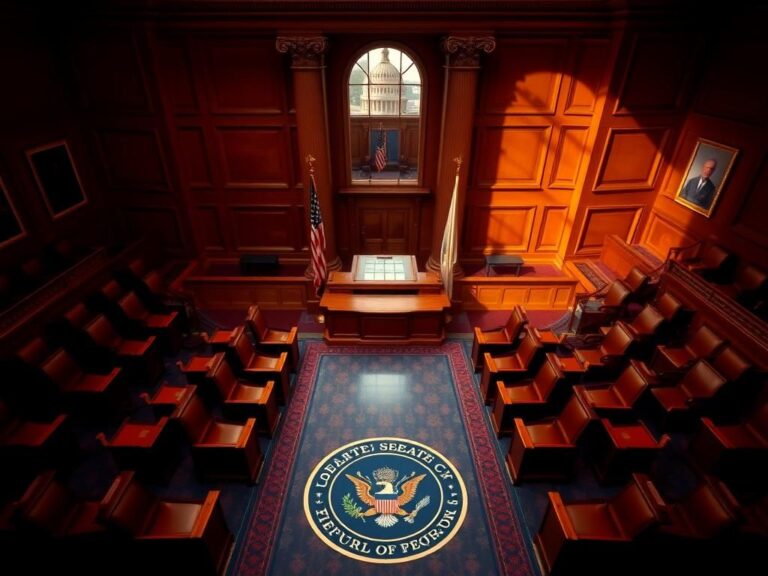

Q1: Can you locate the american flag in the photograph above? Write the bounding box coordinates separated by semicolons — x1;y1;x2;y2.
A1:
374;128;387;172
309;173;327;297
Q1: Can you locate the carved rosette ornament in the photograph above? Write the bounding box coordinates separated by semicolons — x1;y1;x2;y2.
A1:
275;36;328;68
441;36;496;67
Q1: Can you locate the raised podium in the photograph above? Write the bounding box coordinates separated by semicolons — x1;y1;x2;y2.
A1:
319;255;451;345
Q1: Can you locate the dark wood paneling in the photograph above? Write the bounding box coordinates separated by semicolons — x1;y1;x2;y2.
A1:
465;206;535;252
71;30;152;114
217;127;291;189
229;206;300;252
177;127;213;189
576;205;642;254
195;206;225;251
615;33;694;115
97;128;170;192
549;126;589;189
483;39;567;115
476;126;551;189
155;36;199;114
564;39;610;115
593;127;669;191
122;207;185;255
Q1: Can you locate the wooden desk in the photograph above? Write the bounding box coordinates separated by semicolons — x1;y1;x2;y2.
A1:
485;255;524;276
320;292;451;345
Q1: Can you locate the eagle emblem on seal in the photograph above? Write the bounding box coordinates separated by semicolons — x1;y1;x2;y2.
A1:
343;467;430;528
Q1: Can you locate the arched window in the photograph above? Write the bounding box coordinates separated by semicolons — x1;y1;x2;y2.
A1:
348;46;421;184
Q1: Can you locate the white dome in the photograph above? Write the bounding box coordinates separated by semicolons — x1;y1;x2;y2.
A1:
370;48;399;85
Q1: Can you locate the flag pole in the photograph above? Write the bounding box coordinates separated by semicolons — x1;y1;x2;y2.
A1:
441;155;462;322
306;154;325;323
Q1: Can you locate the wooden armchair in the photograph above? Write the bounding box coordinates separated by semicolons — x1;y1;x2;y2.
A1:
96;416;182;483
647;360;728;430
588;418;670;484
115;291;182;354
573;359;656;422
491;353;566;436
471;305;529;371
40;348;129;421
84;314;163;384
650;324;726;376
572;322;636;377
228;325;290;404
207;352;279;436
676;241;737;284
534;473;666;576
506;394;593;484
479;329;543;405
173;392;263;483
7;471;109;572
652;292;690;342
688;402;768;491
572;279;632;334
98;471;234;575
719;263;768;308
114;257;170;313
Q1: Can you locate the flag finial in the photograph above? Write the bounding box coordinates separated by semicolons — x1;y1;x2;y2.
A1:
305;154;316;174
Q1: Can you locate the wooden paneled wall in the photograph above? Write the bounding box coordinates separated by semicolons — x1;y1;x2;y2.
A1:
642;7;768;269
468;34;613;261
0;11;113;269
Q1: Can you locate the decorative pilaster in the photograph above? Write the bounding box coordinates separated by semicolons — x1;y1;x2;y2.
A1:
276;35;341;291
427;36;496;287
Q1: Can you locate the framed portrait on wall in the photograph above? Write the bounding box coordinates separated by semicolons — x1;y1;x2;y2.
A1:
0;177;25;248
26;140;87;219
674;138;738;218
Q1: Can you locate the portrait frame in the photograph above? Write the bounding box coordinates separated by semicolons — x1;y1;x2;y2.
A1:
0;177;26;248
26;140;87;219
674;138;738;218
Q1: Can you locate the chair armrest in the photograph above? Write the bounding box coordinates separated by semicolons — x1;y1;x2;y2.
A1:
237;419;257;447
513;419;533;447
191;490;222;537
547;492;578;540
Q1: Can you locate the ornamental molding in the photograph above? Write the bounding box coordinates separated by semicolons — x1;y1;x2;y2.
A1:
275;36;328;67
441;35;496;67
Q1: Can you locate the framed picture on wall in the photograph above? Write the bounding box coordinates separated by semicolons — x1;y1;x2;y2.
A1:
26;140;87;219
0;177;25;248
674;138;738;218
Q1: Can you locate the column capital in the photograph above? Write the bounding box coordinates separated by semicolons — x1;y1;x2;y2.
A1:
441;36;496;68
275;36;328;68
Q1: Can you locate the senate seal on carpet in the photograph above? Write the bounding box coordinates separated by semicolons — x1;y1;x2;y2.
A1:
304;437;468;563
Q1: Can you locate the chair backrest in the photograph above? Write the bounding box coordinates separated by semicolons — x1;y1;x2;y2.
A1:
98;471;157;536
532;357;563;400
41;348;82;388
556;395;592;443
100;280;123;302
503;306;528;342
209;353;237;399
712;346;751;383
516;330;541;367
680;360;727;399
624;267;649;297
119;292;147;321
603;280;632;308
746;402;768;441
681;483;737;538
655;292;683;322
701;244;732;270
14;471;75;534
609;478;662;538
65;303;93;329
630;305;665;337
86;315;121;348
174;393;211;442
614;361;652;405
230;325;253;368
734;264;768;292
246;305;268;341
601;323;634;356
16;337;51;367
688;325;726;359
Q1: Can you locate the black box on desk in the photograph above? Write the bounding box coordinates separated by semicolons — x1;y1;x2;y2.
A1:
239;254;279;275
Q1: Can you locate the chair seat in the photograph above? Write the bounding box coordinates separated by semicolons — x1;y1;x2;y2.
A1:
148;502;201;535
565;502;623;539
574;348;604;366
118;338;155;356
651;387;688;409
201;422;244;444
64;372;117;394
581;387;623;407
145;312;178;329
264;329;291;343
527;422;568;444
657;347;694;369
230;385;266;403
714;426;765;448
67;502;104;536
490;354;524;371
247;355;282;370
480;331;511;344
4;422;58;446
505;385;541;403
111;422;163;447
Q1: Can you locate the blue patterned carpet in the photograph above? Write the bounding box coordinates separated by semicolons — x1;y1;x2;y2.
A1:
231;342;535;576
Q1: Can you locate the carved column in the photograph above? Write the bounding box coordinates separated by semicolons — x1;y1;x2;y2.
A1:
275;35;341;286
427;36;496;284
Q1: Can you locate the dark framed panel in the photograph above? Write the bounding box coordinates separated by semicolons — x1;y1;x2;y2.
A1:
27;140;87;219
0;177;25;248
